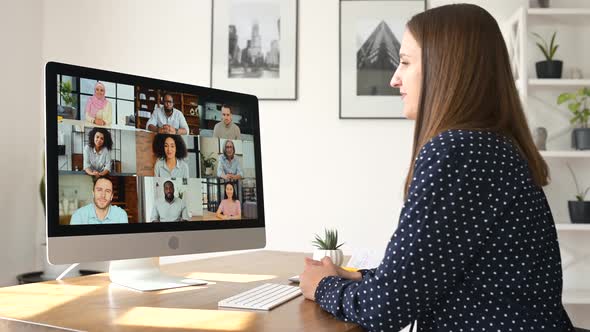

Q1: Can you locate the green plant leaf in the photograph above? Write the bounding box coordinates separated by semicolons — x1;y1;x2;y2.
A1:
550;45;559;59
549;31;556;50
568;102;581;112
557;93;572;104
312;228;343;250
535;42;550;60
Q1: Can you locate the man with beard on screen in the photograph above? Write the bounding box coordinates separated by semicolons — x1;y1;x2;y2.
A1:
70;176;128;225
150;181;189;222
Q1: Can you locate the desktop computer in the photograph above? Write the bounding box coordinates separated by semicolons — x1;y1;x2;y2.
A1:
45;62;266;291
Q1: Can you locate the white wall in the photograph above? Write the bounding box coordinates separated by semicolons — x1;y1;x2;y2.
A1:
37;0;414;264
0;0;43;286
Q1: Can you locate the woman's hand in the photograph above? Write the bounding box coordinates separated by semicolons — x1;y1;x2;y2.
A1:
299;257;340;301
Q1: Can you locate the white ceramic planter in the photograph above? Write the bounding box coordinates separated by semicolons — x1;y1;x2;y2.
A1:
312;249;344;266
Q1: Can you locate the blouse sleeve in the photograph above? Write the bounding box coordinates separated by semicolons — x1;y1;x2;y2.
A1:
104;148;112;172
314;135;516;331
153;159;161;177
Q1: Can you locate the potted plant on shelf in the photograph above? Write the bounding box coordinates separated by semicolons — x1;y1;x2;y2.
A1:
58;81;77;118
200;152;216;177
532;31;562;79
557;87;590;150
312;228;344;266
566;163;590;223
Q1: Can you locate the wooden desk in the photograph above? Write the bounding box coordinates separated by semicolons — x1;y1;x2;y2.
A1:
0;251;362;332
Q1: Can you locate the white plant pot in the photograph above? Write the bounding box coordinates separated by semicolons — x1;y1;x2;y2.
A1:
312;249;344;266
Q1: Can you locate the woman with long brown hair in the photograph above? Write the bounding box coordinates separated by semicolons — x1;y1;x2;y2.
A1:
299;4;575;331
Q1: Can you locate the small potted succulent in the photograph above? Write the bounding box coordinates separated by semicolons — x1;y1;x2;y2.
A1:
312;228;344;266
566;163;590;223
532;31;562;79
200;152;217;176
558;87;590;150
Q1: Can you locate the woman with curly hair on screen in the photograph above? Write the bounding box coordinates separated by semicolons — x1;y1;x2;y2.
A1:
152;134;189;178
83;127;113;177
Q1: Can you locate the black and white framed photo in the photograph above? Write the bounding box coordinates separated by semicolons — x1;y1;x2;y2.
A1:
211;0;298;100
339;0;425;119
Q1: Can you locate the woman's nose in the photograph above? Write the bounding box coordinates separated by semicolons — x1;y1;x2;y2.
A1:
390;72;401;88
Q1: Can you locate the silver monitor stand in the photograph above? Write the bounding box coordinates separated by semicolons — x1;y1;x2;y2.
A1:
109;257;207;292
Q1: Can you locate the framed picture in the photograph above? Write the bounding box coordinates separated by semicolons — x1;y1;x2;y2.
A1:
211;0;298;100
339;0;425;119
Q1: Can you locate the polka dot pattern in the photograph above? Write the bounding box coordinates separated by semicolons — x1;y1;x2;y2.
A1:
315;129;574;332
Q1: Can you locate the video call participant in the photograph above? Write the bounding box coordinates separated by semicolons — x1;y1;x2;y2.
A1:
85;81;112;126
146;93;189;135
216;182;241;220
70;176;128;225
150;181;189;222
84;127;112;177
217;139;243;180
213;104;241;139
153;133;189;178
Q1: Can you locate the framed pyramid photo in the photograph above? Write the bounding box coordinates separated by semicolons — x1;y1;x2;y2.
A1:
339;0;425;119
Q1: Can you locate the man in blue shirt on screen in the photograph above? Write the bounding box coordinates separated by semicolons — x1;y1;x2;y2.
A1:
70;176;128;225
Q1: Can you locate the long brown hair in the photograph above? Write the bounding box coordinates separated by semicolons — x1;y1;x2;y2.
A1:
403;4;549;199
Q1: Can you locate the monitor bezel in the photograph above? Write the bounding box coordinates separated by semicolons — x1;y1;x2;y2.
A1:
46;61;266;237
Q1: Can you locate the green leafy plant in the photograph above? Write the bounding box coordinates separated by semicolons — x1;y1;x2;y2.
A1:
59;81;76;107
200;152;216;168
312;228;344;250
566;163;590;202
557;87;590;128
532;31;559;61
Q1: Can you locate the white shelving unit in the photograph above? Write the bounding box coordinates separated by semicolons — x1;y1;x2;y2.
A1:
528;7;590;25
529;79;590;87
555;224;590;231
505;5;590;311
540;150;590;158
563;289;590;305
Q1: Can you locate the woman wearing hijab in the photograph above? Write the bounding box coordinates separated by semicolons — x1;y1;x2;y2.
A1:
85;81;112;126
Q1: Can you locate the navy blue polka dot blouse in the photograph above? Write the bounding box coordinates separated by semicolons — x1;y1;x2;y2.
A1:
315;129;574;332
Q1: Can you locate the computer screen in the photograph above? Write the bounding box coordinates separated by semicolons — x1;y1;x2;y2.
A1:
45;62;266;266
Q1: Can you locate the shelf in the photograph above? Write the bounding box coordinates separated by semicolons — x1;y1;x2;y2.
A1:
528;79;590;88
555;224;590;231
540;150;590;158
528;8;590;25
563;289;590;305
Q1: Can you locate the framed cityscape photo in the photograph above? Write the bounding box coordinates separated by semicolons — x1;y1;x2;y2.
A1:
339;0;425;119
211;0;298;100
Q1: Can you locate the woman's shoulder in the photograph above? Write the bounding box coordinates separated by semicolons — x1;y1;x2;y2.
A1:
421;129;510;155
415;129;521;169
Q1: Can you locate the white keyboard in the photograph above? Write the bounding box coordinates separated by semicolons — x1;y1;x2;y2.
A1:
218;283;302;311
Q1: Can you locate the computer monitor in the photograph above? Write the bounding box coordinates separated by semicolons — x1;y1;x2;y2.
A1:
45;62;266;291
